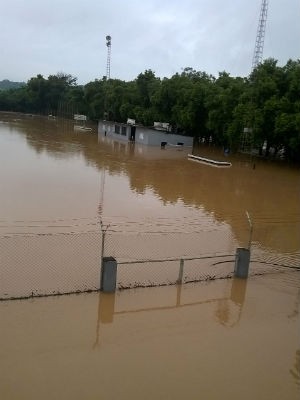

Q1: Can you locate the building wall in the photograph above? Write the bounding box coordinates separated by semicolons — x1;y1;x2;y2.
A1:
98;120;193;147
99;121;129;142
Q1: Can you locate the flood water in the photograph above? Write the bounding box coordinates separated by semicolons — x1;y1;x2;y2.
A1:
0;112;299;399
1;113;299;244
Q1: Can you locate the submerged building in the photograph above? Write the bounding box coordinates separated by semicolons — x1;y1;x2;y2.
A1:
98;120;193;147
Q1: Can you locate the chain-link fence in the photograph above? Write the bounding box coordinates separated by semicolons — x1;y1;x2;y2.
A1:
103;228;237;289
1;217;299;300
0;232;102;300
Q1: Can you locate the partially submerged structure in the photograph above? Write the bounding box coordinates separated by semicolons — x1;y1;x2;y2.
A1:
98;120;193;147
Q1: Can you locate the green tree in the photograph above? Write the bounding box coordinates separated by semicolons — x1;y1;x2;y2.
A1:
206;72;245;146
45;73;77;114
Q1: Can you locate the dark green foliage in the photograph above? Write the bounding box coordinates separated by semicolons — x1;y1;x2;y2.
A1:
1;59;300;161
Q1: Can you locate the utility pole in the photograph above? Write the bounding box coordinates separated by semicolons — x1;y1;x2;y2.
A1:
252;0;269;72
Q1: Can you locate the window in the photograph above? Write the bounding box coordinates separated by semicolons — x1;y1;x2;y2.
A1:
121;126;127;136
115;125;120;134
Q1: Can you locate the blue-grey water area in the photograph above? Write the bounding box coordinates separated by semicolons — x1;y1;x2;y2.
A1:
0;112;299;399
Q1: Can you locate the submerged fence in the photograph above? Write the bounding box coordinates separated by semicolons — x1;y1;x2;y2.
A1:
0;218;299;300
0;232;102;299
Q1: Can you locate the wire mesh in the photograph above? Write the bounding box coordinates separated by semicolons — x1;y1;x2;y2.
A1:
1;216;299;300
103;226;237;289
0;232;102;300
116;257;235;290
249;217;300;274
103;227;237;262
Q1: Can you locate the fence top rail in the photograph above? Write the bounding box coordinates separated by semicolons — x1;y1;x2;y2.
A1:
117;253;235;265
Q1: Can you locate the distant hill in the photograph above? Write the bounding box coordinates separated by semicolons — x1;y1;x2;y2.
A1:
0;79;26;90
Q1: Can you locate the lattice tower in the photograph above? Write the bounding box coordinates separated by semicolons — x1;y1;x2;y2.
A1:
252;0;268;72
106;35;111;80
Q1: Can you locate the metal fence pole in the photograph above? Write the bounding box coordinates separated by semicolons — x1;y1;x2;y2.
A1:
246;210;253;250
101;230;106;268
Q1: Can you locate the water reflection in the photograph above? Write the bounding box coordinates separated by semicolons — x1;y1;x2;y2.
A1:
1;113;300;256
93;277;248;347
288;289;300;320
0;272;298;400
290;349;300;386
93;292;116;348
215;278;248;327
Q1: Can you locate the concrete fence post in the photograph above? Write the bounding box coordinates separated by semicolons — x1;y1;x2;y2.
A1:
234;248;250;279
177;259;184;284
100;257;117;292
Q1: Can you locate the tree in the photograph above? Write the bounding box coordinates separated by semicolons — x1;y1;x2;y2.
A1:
0;59;299;162
206;72;246;146
26;74;48;113
45;73;77;114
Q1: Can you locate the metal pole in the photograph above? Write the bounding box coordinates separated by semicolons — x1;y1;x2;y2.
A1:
101;230;105;268
246;210;253;250
100;221;110;289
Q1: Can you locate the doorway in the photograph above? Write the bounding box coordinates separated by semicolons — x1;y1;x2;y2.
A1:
130;126;136;142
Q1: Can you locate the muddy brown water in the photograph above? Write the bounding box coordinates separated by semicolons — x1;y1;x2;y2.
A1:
0;113;299;399
0;274;299;399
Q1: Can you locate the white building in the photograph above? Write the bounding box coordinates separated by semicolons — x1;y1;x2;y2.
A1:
98;120;193;147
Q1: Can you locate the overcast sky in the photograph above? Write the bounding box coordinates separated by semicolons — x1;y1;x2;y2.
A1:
1;0;299;85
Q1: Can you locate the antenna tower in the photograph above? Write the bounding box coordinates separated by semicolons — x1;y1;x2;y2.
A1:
252;0;268;72
106;35;111;79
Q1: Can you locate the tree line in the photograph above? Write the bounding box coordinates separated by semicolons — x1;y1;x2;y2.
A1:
0;58;299;161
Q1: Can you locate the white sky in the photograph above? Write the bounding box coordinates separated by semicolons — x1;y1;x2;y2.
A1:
1;0;299;84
